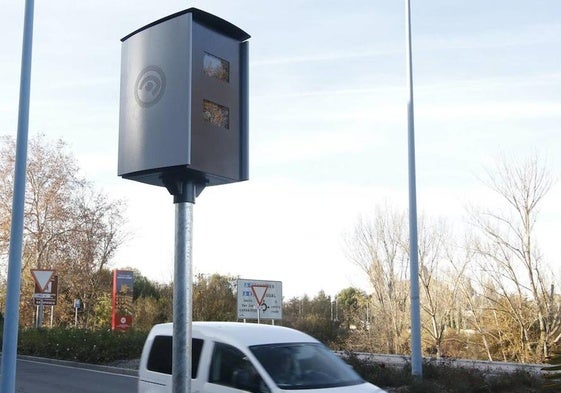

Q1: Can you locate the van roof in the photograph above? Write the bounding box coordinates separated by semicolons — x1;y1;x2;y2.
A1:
150;322;318;347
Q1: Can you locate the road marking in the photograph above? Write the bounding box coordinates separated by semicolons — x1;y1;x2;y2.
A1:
19;358;138;378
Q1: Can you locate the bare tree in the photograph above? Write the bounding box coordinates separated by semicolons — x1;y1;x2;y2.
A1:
468;156;560;361
451;240;500;361
456;242;520;361
416;218;466;358
0;135;127;327
344;205;410;354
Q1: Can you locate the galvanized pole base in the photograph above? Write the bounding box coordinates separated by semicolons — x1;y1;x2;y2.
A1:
172;181;195;393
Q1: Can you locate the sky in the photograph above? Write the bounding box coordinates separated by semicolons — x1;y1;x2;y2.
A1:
0;1;560;299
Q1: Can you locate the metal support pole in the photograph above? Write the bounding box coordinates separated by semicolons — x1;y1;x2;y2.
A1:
38;299;44;328
406;0;423;378
1;0;35;391
173;181;195;393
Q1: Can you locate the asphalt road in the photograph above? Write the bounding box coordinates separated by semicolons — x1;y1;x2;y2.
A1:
1;357;137;393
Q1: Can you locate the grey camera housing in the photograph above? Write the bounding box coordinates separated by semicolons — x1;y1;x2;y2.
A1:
118;8;249;192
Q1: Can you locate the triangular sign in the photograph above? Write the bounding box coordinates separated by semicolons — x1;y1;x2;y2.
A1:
251;285;268;306
31;270;55;292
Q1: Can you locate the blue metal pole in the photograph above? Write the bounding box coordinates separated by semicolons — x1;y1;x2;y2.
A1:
405;0;423;378
0;0;35;391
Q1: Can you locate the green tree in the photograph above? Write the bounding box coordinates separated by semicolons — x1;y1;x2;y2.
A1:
283;291;345;348
336;287;376;352
129;272;173;330
133;270;161;301
90;292;112;329
337;287;369;329
192;273;237;321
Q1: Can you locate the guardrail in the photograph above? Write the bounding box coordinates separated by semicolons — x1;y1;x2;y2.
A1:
337;352;544;376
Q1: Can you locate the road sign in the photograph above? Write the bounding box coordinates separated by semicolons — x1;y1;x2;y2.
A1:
31;269;54;292
251;284;268;305
33;293;52;299
237;279;282;320
31;271;58;306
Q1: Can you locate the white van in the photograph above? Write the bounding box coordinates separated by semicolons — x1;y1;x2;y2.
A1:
138;322;387;393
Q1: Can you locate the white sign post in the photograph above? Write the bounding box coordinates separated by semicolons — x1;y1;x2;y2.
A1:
237;279;282;322
74;299;81;327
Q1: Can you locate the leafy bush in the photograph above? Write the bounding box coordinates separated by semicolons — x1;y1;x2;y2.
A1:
17;327;147;364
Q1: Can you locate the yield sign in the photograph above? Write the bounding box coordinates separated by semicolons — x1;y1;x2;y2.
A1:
251;285;268;306
31;269;55;292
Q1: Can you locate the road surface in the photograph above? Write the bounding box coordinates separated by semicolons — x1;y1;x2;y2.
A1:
0;356;137;393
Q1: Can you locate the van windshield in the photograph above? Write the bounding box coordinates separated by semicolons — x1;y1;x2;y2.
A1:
250;343;364;390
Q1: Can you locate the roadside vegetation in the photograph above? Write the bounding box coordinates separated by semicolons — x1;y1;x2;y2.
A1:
347;354;549;393
14;326;146;364
0;321;552;392
0;136;560;391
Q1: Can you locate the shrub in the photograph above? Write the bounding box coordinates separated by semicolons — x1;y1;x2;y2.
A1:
343;352;548;392
17;327;147;364
542;344;561;391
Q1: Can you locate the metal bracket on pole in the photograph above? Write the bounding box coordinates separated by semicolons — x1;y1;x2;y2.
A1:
162;172;206;204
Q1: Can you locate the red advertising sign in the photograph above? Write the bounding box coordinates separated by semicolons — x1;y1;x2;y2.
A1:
114;315;133;330
111;270;134;330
